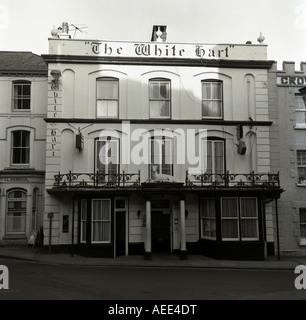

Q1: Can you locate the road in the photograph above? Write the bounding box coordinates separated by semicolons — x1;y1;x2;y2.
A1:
0;258;305;301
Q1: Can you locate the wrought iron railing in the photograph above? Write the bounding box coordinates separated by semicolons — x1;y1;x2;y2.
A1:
185;171;280;188
54;170;141;188
53;170;280;189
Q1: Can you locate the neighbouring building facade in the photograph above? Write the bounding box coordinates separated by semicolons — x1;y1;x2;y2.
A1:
0;52;47;244
41;24;283;260
269;61;306;256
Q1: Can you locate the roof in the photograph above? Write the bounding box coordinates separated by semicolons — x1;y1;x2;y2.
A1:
0;51;47;75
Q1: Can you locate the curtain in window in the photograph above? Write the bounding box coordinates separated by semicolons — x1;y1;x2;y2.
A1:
240;198;258;239
201;198;216;239
149;80;170;118
202;82;222;118
221;198;239;240
150;138;172;177
81;199;87;243
92;200;111;242
97;78;118;118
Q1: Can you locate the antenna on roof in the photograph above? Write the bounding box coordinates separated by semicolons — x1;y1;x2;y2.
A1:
69;24;88;38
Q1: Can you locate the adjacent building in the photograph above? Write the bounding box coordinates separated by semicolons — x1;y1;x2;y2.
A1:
41;25;283;260
0;52;47;244
269;61;306;256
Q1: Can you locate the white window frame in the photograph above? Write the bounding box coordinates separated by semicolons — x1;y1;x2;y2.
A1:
6;189;27;234
201;198;217;240
299;208;306;245
295;94;306;128
12;81;31;111
221;197;239;241
91;199;111;244
80;199;87;244
96;138;119;183
201;80;223;119
297;150;306;184
149;78;171;119
240;197;259;241
149;136;173;178
96;77;119;118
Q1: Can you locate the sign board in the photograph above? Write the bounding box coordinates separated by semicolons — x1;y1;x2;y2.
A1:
27;230;38;248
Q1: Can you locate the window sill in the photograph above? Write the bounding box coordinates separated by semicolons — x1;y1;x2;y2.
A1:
294;125;306;129
299;239;306;246
297;183;306;187
3;234;27;240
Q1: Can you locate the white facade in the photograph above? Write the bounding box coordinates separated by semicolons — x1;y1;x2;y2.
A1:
42;30;282;260
0;52;47;244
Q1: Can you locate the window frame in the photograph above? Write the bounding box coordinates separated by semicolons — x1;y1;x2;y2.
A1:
12;80;31;111
201;80;223;119
91;199;111;244
297;150;306;184
11;130;30;166
149;136;173;178
299;208;306;244
80;199;87;244
221;197;259;241
95;137;120;184
149;78;171;119
201;198;217;240
295;94;306;127
6;189;27;235
96;77;119;119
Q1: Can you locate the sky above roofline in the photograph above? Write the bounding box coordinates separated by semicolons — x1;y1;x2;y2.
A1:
0;0;305;70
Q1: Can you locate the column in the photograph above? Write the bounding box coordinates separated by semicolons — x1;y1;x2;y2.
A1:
180;198;188;260
145;199;152;260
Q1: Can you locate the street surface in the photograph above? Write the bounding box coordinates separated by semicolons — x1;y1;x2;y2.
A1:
0;258;305;300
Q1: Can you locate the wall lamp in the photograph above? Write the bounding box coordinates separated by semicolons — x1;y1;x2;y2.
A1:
50;70;62;83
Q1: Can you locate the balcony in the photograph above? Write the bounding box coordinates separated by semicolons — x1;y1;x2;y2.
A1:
52;170;280;190
54;170;141;188
185;171;280;188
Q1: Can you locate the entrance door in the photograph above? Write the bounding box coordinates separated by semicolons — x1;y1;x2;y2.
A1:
152;210;170;253
116;211;126;257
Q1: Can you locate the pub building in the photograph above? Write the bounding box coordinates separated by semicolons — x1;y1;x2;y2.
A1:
42;23;283;260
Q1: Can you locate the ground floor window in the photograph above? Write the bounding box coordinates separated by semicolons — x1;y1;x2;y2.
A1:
80;199;87;243
221;197;258;241
91;199;111;243
7;189;27;234
201;198;217;239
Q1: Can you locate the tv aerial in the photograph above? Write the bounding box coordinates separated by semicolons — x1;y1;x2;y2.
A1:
69;24;88;38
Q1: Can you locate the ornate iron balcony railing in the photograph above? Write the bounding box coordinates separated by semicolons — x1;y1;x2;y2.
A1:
185;171;280;188
54;170;141;188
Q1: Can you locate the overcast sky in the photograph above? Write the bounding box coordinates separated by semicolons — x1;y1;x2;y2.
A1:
0;0;305;69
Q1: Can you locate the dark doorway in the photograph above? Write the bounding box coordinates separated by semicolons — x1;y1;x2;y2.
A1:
152;210;171;253
116;211;125;257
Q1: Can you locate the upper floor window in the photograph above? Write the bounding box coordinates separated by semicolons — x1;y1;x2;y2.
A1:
13;81;31;110
149;136;173;178
202;80;223;119
96;78;119;118
95;137;119;184
11;130;30;165
297;150;306;184
205;139;225;182
295;94;306;127
149;78;171;118
299;208;306;242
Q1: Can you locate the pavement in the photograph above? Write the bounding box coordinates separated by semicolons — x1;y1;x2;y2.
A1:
1;245;306;270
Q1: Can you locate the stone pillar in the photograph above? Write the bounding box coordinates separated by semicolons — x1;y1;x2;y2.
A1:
180;198;188;260
145;199;152;260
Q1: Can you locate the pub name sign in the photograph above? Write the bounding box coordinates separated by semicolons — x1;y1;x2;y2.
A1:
49;39;268;60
